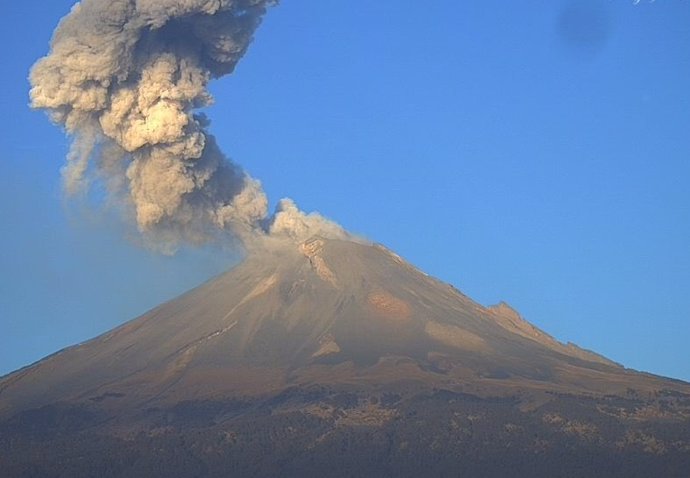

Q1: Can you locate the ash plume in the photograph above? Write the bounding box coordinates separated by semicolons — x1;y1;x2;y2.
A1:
269;198;348;242
30;0;347;251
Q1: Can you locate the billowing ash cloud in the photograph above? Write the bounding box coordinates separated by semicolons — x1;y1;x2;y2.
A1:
269;198;348;242
31;0;348;251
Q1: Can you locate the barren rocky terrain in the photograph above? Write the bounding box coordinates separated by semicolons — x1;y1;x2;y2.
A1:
1;238;689;477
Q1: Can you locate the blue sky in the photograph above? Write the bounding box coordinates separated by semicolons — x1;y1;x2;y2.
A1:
1;0;689;381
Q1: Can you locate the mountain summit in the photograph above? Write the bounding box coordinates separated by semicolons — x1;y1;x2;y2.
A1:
1;238;689;477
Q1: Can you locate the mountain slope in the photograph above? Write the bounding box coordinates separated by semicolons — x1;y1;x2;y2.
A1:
1;237;689;477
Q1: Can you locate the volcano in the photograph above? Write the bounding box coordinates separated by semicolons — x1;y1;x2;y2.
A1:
1;237;689;477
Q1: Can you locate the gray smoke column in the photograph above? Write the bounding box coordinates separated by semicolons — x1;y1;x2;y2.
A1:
31;0;347;251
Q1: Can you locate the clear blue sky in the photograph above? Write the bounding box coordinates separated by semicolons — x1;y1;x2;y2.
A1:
1;0;689;381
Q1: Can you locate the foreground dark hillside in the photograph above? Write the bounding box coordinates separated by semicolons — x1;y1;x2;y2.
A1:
2;386;690;478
